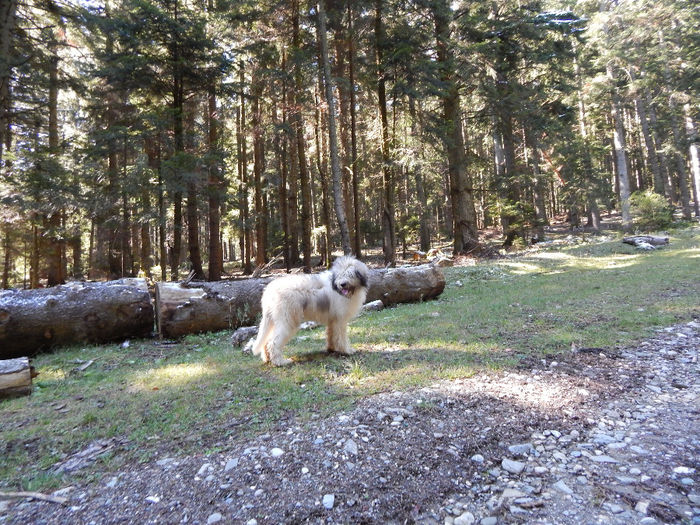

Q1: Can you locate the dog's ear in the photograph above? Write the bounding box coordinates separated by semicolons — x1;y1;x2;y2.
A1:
354;267;368;288
330;269;341;293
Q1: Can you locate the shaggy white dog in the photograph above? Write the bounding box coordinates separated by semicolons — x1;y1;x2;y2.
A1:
252;256;370;366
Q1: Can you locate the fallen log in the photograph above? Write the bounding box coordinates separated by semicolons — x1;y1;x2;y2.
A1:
156;263;445;339
622;235;669;248
0;357;34;398
156;277;273;339
0;279;153;359
365;263;445;305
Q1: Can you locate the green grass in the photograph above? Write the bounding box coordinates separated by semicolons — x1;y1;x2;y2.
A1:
1;226;699;491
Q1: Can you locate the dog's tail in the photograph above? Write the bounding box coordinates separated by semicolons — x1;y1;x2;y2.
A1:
252;314;272;357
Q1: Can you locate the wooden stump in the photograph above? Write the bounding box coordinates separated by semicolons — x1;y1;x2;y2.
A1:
156;264;446;339
0;279;154;358
0;357;34;398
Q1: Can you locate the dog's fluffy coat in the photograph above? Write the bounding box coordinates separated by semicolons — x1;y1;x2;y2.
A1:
252;256;370;366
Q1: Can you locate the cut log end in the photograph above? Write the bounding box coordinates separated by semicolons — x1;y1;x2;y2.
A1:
0;357;34;398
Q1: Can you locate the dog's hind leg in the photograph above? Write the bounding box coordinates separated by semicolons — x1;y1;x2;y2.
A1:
265;322;298;366
252;314;273;360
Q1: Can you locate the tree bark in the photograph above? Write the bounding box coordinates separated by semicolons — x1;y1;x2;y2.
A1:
0;279;153;358
0;357;33;398
316;0;352;255
156;264;445;339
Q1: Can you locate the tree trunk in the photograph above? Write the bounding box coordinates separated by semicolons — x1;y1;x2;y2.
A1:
251;74;267;268
0;0;17;168
633;87;663;195
432;0;479;254
46;44;63;286
0;357;33;398
684;104;700;217
316;0;352;255
646;93;674;201
607;64;633;230
2;226;10;289
348;3;362;258
314;81;332;267
238;63;253;274
207;82;223;281
156;264;445;339
0;279;154;358
292;0;313;272
375;0;397;266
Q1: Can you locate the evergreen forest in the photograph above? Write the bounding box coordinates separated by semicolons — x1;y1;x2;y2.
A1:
1;0;698;287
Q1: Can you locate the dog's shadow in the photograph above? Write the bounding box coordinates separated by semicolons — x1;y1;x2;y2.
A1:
292;350;349;364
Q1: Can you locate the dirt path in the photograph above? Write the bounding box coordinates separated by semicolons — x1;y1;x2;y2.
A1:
2;320;698;525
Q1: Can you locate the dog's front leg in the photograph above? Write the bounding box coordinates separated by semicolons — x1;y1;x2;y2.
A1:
328;321;356;355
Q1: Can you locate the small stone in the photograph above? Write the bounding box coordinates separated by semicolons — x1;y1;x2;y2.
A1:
604;503;624;514
301;467;309;475
501;458;526;475
680;477;694;486
590;455;618;463
507;443;534;456
454;511;475;525
501;488;526;499
630;445;649;455
197;463;212;476
553;480;573;495
687;494;700;505
674;466;695;475
639;518;657;525
629;467;642;475
471;454;485;463
246;520;258;525
344;439;358;455
207;513;223;524
480;518;497;525
606;442;627;450
635;500;650;514
322;494;335;509
225;458;239;472
592;434;617;445
145;495;161;504
105;477;118;489
270;447;284;457
615;476;636;485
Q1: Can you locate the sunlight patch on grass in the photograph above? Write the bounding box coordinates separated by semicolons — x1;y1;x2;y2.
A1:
129;362;218;391
498;261;545;274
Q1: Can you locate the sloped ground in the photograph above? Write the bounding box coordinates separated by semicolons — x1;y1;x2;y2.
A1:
2;320;698;525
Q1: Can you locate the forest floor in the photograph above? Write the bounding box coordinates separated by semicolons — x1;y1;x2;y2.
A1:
1;220;699;524
2;319;698;525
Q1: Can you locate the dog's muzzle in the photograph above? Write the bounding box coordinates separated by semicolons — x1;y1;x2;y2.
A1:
337;281;355;297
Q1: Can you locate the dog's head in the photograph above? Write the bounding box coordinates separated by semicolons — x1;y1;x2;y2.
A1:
331;256;369;298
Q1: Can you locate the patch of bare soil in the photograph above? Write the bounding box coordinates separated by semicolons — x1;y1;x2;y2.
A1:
2;320;698;525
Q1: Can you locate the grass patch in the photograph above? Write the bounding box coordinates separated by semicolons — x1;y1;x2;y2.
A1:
1;226;698;490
